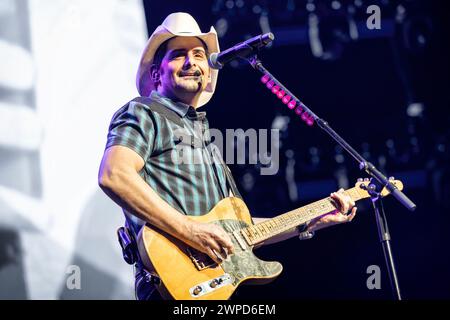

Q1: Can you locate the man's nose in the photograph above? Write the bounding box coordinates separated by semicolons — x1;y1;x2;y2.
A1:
183;53;196;69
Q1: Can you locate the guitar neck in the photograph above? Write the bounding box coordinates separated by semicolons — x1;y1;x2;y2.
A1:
241;187;364;246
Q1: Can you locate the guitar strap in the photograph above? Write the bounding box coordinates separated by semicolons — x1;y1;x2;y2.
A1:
211;145;243;199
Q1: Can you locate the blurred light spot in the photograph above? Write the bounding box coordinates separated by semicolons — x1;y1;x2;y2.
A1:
407;102;424;117
215;18;228;38
226;0;234;9
331;1;341;10
306;3;315;12
335;154;345;163
354;0;363;7
252;5;262;14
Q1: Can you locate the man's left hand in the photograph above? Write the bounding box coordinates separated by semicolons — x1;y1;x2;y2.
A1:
306;188;357;232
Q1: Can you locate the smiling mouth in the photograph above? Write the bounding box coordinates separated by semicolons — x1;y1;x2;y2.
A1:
180;70;202;77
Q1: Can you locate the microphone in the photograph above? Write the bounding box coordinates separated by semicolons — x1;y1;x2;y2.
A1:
209;32;274;69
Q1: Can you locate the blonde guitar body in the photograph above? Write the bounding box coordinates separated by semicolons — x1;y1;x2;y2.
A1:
137;196;283;300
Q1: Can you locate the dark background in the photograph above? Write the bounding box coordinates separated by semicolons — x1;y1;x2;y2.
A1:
143;0;450;299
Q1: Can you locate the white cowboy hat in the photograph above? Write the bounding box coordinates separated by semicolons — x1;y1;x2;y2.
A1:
136;12;220;107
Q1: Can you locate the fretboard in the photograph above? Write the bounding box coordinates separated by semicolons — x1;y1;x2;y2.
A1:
240;187;363;246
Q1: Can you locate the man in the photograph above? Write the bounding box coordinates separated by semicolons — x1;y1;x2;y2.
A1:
98;12;357;300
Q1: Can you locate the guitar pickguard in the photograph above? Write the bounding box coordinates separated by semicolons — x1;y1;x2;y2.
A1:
213;219;282;286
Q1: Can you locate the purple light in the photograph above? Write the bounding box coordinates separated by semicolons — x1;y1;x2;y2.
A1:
277;90;285;99
288;100;296;109
295;106;304;115
271;85;280;94
301;112;309;121
306;113;315;126
282;95;291;104
261;74;270;84
266;80;275;89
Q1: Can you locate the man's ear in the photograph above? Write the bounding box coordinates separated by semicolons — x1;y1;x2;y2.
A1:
150;65;160;85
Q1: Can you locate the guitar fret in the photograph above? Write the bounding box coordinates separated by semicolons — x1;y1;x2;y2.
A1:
270;220;278;229
247;228;258;243
240;228;252;245
265;222;272;231
253;226;263;238
249;227;257;238
259;224;268;235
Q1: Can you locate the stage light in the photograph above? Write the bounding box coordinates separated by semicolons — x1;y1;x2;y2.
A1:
271;85;280;94
215;18;229;38
407;102;424;118
277;90;286;99
301;111;308;120
288;100;296;109
331;1;342;10
282;95;292;104
403;15;432;53
307;0;352;60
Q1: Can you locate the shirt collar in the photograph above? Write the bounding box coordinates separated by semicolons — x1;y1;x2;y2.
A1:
150;91;206;119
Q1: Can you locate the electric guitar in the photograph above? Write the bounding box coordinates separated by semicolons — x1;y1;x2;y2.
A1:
137;178;403;300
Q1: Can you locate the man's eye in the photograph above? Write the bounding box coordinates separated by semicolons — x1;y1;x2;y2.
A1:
170;52;184;59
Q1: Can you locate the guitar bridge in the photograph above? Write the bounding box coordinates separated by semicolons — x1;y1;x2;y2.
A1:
187;248;216;270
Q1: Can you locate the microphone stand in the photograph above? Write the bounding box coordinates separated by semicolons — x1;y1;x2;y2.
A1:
243;54;416;300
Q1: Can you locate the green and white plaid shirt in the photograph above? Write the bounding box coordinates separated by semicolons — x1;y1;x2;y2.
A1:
105;91;229;235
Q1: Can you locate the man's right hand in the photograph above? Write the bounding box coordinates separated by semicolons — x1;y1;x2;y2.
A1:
184;221;235;265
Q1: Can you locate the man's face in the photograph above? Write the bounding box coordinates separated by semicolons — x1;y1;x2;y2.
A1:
157;37;211;101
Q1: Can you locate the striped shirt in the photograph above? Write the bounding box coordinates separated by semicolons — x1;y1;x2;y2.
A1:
105;91;229;235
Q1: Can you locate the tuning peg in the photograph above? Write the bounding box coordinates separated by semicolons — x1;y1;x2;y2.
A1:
364;178;370;182
357;178;363;182
389;176;395;181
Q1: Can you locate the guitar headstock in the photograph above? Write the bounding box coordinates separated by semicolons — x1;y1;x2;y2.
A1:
355;177;404;199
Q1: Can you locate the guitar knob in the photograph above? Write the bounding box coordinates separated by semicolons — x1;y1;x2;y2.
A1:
193;286;202;295
357;178;363;182
364;178;370;182
210;279;218;288
389;176;394;181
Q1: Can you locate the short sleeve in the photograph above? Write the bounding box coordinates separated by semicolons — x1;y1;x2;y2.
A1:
105;101;155;161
